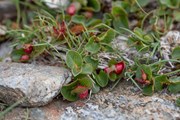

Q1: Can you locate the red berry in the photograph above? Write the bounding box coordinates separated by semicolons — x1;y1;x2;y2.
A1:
104;67;114;74
20;54;29;61
141;70;147;80
23;44;33;54
135;78;150;85
53;26;59;35
59;21;66;34
66;4;76;16
78;89;89;99
104;67;109;73
84;11;93;18
53;21;66;37
75;85;89;99
114;61;125;74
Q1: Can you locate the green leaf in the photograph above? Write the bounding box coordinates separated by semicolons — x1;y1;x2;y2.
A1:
172;47;180;59
76;0;87;6
92;83;100;93
176;98;180;107
136;0;150;7
143;34;154;43
103;13;113;26
143;85;154;96
66;50;83;69
108;59;117;66
112;1;131;12
169;77;180;83
168;82;180;93
99;29;116;44
81;63;94;74
141;65;152;80
173;11;180;22
154;75;169;91
71;86;88;94
66;50;83;76
86;0;101;12
112;6;127;17
85;19;102;27
136;65;152;80
31;45;46;58
134;27;144;38
78;77;93;88
72;66;82;76
159;0;180;8
101;44;114;52
95;70;109;87
85;37;101;53
61;81;78;101
84;56;98;70
11;49;25;62
72;15;86;24
135;67;142;79
108;72;118;81
112;6;129;30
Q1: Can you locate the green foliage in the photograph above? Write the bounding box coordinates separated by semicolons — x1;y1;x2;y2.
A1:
173;11;180;22
84;56;98;70
11;49;25;62
95;70;109;87
8;0;180;102
143;85;154;96
66;50;83;76
85;0;101;12
159;0;180;9
100;29;116;44
176;98;180;107
92;83;100;93
154;75;169;91
171;47;180;59
61;76;93;101
168;83;180;93
85;37;101;53
81;64;94;74
72;15;86;25
61;81;79;101
111;6;129;31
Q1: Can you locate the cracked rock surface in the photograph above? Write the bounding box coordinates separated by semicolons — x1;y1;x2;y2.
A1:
0;62;72;107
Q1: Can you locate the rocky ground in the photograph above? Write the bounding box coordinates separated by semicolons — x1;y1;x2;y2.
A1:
0;1;180;120
1;79;179;120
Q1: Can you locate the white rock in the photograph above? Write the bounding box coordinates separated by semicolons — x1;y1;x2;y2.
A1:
0;62;72;107
43;0;69;9
160;31;180;68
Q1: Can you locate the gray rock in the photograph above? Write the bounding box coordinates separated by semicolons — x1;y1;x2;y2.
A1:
0;62;72;107
61;107;78;120
0;25;8;42
0;41;13;62
2;81;180;120
160;31;180;68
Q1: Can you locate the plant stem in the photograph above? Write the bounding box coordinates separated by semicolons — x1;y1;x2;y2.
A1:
149;59;180;66
164;69;180;76
126;73;142;91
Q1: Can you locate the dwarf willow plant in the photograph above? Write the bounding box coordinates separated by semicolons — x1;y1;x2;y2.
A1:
8;0;180;102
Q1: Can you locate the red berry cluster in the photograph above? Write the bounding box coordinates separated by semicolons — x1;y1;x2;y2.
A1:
135;70;150;85
104;61;125;75
75;85;89;99
20;44;33;62
53;21;66;38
